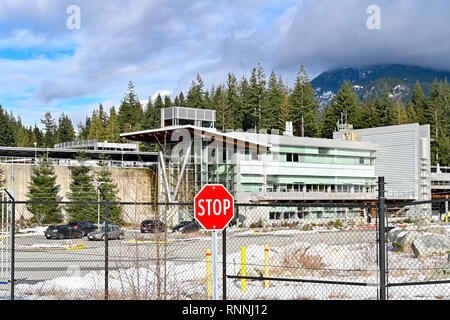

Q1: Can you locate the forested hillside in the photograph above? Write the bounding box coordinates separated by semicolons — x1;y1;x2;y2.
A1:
0;64;449;166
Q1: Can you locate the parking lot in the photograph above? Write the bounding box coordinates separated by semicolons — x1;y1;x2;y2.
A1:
9;226;377;285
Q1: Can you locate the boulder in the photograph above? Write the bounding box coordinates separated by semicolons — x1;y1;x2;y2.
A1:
392;231;422;253
412;233;450;258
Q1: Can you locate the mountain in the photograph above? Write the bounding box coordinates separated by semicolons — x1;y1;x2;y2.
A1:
311;64;450;107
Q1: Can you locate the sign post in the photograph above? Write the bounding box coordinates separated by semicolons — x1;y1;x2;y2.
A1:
194;184;234;300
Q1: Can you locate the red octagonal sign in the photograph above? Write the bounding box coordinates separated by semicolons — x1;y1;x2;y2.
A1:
194;184;234;231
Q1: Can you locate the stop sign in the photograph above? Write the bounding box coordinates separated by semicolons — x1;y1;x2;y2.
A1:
194;184;234;231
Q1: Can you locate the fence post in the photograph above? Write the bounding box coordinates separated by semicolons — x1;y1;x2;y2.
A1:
98;186;109;301
377;177;387;300
3;190;15;301
222;227;227;300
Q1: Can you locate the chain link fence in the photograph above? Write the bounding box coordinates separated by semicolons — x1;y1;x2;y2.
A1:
0;193;449;300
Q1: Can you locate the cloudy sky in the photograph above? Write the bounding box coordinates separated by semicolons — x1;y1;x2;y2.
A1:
1;0;449;127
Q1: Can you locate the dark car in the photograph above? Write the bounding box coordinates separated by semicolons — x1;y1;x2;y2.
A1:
45;225;84;240
172;221;194;232
88;225;125;241
140;220;166;233
173;221;200;233
66;221;98;236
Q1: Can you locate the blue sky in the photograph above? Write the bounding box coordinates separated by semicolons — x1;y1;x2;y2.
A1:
1;0;449;129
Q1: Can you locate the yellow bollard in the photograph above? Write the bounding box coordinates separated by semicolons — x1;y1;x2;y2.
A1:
264;245;270;288
241;246;246;292
206;248;212;298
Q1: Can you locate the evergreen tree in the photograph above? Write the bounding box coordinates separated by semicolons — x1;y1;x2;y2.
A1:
41;112;58;148
359;96;380;128
239;76;254;131
320;81;360;138
290;66;319;137
118;81;143;133
77;116;92;141
261;71;284;132
56;113;76;143
213;84;229;131
95;156;122;224
226;73;241;130
88;109;106;141
26;155;62;224
33;125;44;147
378;84;395;126
278;93;292;132
65;152;97;222
0;105;16;146
178;92;186;107
186;74;206;109
104;106;121;143
428;80;450;165
164;95;172;108
411;82;427;124
392;99;409;125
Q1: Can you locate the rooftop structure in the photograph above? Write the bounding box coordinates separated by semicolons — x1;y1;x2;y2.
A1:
161;106;216;128
0;145;157;169
54;139;139;152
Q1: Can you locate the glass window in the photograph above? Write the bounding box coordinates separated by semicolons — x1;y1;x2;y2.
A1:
286;153;292;162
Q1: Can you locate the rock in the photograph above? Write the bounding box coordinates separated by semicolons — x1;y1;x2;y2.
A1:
387;228;407;243
392;231;422;253
412;233;450;258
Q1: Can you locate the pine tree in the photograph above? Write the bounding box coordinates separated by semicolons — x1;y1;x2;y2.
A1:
378;84;395;126
392;99;409;125
118;81;144;133
33;125;44;147
26;155;62;224
186;74;206;109
278;93;292;132
95;156;122;224
65;152;97;222
0;105;16;147
56;113;76;143
226;73;241;130
41;112;58;148
290;66;319;137
359;96;380;128
261;71;284;132
88;109;106;141
411;82;427;124
104;106;120;143
239;76;254;131
320;81;360;138
164;95;172;108
428;80;449;165
77;116;91;140
213;84;229;131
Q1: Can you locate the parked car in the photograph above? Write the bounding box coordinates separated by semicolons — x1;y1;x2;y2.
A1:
87;225;124;241
66;221;98;236
140;220;166;233
172;221;194;232
45;225;84;240
173;221;200;233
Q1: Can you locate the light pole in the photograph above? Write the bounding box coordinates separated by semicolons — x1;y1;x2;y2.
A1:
33;142;37;164
96;181;106;228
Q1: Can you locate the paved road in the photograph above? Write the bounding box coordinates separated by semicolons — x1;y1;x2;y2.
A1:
2;228;377;285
